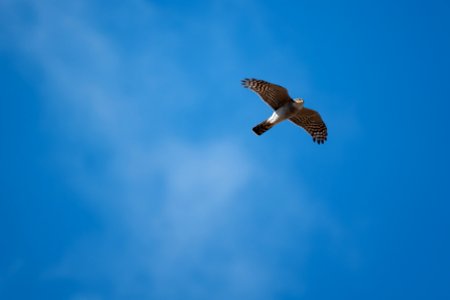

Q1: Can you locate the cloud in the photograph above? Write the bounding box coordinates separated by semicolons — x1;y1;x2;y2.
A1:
44;136;342;299
48;138;262;299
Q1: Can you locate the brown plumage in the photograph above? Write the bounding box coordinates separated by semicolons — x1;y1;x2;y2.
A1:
242;78;328;144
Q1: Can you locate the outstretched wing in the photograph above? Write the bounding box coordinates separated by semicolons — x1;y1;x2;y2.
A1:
289;108;328;144
241;78;292;110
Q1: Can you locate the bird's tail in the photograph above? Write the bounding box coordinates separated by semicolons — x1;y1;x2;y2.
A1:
252;120;274;136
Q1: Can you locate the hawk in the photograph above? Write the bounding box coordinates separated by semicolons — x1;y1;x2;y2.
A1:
241;78;328;144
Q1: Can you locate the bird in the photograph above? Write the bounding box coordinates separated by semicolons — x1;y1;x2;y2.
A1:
241;78;328;144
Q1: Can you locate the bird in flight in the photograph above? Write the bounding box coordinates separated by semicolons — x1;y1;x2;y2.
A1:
241;78;328;144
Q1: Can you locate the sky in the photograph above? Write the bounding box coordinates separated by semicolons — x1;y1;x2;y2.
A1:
1;0;450;299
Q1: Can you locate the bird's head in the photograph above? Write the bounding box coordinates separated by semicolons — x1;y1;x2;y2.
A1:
294;98;304;105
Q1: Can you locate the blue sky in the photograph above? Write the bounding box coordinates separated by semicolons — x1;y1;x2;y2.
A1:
1;0;450;299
